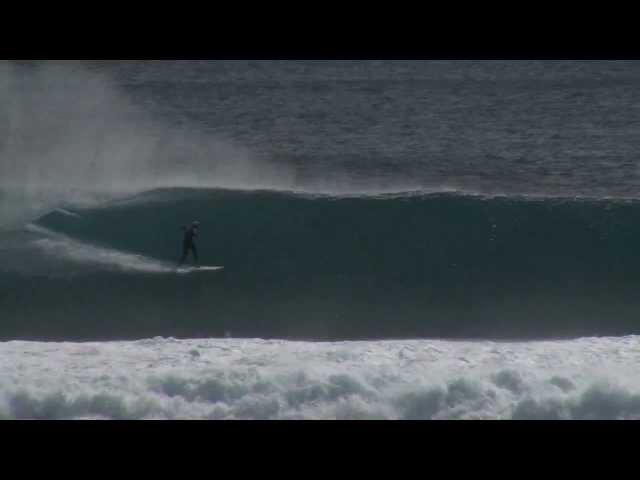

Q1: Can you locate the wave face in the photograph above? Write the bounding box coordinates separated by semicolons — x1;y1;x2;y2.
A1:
3;188;640;341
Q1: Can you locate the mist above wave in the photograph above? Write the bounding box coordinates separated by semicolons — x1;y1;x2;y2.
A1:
0;61;295;227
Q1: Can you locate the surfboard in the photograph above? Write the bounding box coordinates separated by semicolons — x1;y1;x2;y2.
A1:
176;265;224;274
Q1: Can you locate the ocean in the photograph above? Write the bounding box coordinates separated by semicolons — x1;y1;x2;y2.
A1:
1;60;640;419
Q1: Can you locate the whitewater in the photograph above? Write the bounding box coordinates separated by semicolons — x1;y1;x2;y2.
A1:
2;335;640;419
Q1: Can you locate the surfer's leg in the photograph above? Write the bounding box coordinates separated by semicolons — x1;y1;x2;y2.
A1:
179;243;189;265
191;244;198;265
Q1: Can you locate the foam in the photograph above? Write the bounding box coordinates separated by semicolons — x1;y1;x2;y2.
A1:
1;335;640;419
53;208;82;219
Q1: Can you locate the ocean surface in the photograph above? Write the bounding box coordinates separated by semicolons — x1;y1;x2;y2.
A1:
2;60;640;419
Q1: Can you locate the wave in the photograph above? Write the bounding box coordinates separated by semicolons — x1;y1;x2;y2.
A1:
3;187;640;341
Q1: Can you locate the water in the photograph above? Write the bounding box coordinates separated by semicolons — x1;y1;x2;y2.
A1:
103;60;640;197
1;60;640;419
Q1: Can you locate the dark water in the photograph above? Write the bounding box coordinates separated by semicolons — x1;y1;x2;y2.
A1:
3;60;640;341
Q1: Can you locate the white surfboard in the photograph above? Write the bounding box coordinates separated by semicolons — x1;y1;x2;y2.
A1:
176;265;224;274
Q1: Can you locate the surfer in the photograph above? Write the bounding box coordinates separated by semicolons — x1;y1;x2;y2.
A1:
179;221;200;266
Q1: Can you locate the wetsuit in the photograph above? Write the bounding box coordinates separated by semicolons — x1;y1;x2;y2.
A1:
179;225;199;265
